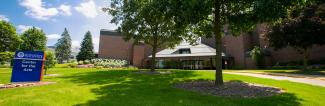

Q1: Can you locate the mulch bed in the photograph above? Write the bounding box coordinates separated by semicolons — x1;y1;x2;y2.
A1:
175;81;283;98
0;82;55;90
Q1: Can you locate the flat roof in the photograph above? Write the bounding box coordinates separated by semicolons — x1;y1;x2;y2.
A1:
100;29;121;36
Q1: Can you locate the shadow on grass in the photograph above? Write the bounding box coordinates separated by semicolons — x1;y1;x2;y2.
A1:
60;70;302;106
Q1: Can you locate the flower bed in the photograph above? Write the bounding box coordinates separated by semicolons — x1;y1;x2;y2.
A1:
91;59;128;68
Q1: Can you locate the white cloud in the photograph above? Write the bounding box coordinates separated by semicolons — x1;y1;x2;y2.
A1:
19;0;72;20
17;25;41;33
0;15;10;21
19;0;59;20
47;34;60;40
79;7;118;52
93;36;100;52
72;40;81;52
58;4;72;16
75;0;98;18
70;37;98;52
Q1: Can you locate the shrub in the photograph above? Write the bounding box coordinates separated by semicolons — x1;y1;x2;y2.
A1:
250;46;265;69
230;66;244;70
68;59;77;63
91;58;128;68
78;61;84;65
44;51;57;74
0;52;14;65
0;64;10;68
45;51;56;67
84;60;91;64
68;63;77;68
271;65;301;70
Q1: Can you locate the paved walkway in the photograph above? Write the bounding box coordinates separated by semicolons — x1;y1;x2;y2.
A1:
224;72;325;87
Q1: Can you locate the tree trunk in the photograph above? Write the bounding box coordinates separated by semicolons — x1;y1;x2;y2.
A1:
150;35;158;72
130;43;135;65
59;59;63;64
213;0;224;86
67;58;70;63
303;48;309;71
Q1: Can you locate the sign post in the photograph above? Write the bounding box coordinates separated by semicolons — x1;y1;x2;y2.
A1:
11;51;46;83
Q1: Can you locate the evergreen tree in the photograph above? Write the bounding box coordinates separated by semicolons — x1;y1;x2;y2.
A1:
20;27;47;51
55;28;72;63
76;31;94;61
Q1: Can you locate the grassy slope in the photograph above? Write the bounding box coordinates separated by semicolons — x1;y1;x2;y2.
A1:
0;68;324;106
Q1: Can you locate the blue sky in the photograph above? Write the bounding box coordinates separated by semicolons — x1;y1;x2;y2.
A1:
0;0;118;52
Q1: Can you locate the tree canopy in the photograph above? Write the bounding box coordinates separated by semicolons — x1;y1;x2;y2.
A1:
165;0;310;85
20;27;47;51
76;31;95;61
55;28;72;63
268;3;325;49
105;0;312;85
266;2;325;70
0;21;21;52
105;0;184;71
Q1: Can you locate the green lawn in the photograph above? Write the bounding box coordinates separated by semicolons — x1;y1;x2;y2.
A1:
226;69;325;76
0;68;325;106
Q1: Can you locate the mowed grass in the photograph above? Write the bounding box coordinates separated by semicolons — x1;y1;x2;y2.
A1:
0;68;324;106
226;69;325;76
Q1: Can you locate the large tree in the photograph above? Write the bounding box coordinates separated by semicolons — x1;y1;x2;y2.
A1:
0;21;21;52
105;0;183;72
267;2;325;71
20;27;47;51
76;31;95;61
167;0;309;85
55;28;72;63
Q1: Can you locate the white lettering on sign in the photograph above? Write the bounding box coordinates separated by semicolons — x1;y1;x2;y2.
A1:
22;60;36;64
24;53;43;59
21;60;37;72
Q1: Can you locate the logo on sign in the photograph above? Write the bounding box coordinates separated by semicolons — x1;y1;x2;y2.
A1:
17;52;24;58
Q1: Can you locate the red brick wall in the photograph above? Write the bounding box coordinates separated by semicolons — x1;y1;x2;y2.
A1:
99;23;325;69
133;45;146;67
223;35;246;67
99;33;154;67
270;45;325;64
98;35;133;60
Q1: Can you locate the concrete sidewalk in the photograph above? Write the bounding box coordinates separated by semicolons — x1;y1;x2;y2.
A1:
224;72;325;87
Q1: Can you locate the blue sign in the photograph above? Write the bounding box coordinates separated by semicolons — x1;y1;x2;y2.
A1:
11;51;45;82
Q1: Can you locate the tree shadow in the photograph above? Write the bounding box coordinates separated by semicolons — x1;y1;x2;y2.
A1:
60;70;302;106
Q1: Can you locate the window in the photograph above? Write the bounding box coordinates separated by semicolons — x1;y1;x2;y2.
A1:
179;48;191;54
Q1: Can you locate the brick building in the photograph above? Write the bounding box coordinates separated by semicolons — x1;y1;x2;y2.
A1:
99;25;325;69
